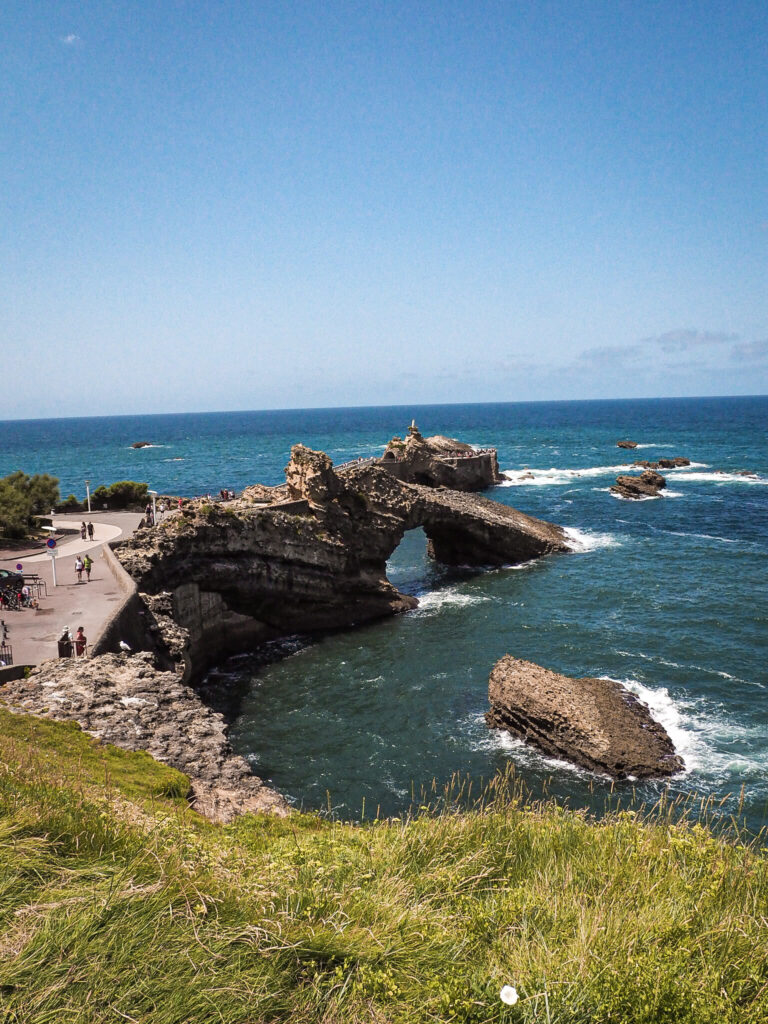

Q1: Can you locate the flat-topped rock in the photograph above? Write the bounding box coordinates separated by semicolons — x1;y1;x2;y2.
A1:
617;440;638;449
485;656;683;779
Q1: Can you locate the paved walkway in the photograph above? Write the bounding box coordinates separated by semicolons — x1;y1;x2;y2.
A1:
0;512;144;668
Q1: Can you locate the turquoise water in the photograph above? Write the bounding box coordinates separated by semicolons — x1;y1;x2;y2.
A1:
2;397;767;831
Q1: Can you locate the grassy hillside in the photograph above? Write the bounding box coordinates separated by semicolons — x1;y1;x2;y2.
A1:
1;709;767;1023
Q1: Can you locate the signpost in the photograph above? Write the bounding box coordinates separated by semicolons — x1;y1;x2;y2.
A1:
149;489;158;523
85;479;91;514
46;538;57;587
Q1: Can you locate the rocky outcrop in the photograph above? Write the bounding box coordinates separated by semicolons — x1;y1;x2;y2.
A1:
485;656;683;779
611;470;666;499
241;482;289;504
632;457;690;470
0;652;288;822
376;427;505;490
131;441;152;448
116;446;571;679
617;440;638;449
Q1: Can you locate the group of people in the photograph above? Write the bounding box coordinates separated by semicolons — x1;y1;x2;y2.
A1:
58;625;87;658
74;554;93;583
79;521;95;541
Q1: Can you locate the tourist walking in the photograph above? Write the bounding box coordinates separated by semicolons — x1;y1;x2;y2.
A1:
80;522;87;540
87;521;94;540
74;626;87;657
83;554;93;582
74;556;84;583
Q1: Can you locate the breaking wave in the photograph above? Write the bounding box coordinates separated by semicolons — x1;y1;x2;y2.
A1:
413;587;492;615
563;527;623;552
606;676;768;783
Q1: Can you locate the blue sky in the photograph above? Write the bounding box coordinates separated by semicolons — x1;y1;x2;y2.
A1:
2;1;766;417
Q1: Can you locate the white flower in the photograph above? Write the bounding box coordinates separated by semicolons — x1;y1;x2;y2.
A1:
500;985;519;1005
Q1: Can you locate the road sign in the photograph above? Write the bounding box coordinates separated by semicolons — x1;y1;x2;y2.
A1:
46;538;56;549
15;564;22;571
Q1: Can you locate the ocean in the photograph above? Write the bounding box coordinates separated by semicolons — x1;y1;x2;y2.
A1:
2;396;767;832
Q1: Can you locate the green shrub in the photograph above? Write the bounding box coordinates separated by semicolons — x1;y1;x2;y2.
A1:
57;493;82;512
0;471;60;538
91;481;149;510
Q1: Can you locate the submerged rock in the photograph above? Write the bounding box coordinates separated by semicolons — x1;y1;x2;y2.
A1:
131;441;152;448
485;656;683;779
611;470;666;499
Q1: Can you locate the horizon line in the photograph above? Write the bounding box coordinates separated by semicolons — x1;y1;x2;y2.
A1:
1;393;766;427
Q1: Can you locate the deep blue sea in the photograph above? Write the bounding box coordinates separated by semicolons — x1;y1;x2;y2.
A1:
1;397;767;832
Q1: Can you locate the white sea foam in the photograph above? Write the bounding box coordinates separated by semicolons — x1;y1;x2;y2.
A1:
413;587;491;614
609;491;659;501
632;443;676;449
604;675;768;781
563;527;623;551
128;443;165;449
500;463;634;486
661;490;683;498
477;715;595;777
602;676;693;773
667;470;766;485
664;530;736;543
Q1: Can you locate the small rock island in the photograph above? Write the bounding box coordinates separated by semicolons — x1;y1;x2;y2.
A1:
486;655;683;778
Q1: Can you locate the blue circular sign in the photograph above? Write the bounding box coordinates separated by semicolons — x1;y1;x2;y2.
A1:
16;563;22;571
46;538;56;549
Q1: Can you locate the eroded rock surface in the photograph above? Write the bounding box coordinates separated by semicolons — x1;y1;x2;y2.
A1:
117;446;571;678
0;653;288;822
376;428;505;490
617;440;638;449
611;469;666;499
632;457;690;470
485;656;683;778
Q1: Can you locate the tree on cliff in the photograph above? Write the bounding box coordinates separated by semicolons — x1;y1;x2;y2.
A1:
0;471;60;539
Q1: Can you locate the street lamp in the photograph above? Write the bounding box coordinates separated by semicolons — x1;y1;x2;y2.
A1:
149;489;158;523
85;480;91;513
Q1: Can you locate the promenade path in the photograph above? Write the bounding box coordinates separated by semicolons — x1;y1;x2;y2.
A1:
0;512;143;668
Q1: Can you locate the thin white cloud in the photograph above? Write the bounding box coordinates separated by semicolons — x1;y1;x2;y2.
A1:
61;33;80;45
730;339;768;362
641;329;738;353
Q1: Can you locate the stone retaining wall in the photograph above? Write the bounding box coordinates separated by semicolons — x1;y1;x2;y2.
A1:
90;543;150;656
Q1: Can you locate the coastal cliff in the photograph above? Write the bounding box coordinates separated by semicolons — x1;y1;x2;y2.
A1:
116;445;570;679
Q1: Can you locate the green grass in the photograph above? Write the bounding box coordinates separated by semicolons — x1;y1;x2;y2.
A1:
0;712;767;1023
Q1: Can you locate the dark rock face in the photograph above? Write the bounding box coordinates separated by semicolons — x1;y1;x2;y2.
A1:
485;656;683;779
116;446;571;679
611;470;667;499
617;440;639;449
131;441;152;448
378;431;505;490
632;457;690;470
0;653;288;821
